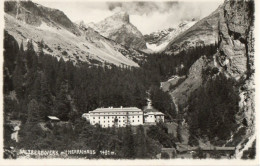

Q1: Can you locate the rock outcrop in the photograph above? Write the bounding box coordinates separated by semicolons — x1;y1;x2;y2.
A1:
89;12;147;50
169;0;255;154
217;0;254;79
170;56;213;106
216;0;255;152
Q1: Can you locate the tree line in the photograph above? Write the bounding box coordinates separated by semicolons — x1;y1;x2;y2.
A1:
4;30;219;158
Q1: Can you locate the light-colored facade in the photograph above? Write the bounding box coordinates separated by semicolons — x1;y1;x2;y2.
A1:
143;98;164;124
83;107;143;128
144;112;164;123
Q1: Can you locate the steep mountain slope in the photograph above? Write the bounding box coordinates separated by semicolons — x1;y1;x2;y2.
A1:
167;0;255;155
170;56;213;106
144;20;197;52
163;6;222;55
88;12;147;50
4;0;80;35
4;1;142;67
216;0;255;156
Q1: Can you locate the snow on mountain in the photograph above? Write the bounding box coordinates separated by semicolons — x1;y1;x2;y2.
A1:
162;6;222;55
4;1;143;67
88;11;147;50
144;20;197;52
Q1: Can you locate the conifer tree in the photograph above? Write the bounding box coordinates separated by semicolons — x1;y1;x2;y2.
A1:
122;125;135;158
54;81;70;120
37;39;44;57
26;39;35;69
135;125;147;158
12;47;26;98
27;99;40;123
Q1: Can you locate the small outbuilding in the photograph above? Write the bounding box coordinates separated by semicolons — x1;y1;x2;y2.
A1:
47;116;60;122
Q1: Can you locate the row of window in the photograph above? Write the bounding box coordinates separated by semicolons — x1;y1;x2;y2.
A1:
92;116;142;119
91;112;142;115
100;124;126;128
92;119;141;124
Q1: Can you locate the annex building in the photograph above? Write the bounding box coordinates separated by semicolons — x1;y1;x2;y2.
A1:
143;99;164;124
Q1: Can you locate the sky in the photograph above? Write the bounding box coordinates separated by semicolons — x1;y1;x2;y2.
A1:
33;0;223;34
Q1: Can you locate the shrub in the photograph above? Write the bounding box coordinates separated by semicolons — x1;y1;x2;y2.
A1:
161;152;170;159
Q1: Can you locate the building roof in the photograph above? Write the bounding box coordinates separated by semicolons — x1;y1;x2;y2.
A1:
145;112;164;116
91;107;142;113
47;116;60;120
143;106;160;113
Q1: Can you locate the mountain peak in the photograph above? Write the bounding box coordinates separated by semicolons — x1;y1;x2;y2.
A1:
91;11;146;50
109;11;130;23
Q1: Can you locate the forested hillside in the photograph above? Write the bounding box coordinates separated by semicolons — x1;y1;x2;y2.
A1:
4;29;218;123
4;30;179;158
187;73;241;146
4;30;219;158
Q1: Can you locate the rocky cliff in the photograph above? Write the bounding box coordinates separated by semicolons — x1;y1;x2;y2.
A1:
217;0;255;155
169;0;255;156
89;12;147;50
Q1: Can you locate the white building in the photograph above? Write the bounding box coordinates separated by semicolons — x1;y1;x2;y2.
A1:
144;111;164;124
83;107;143;128
11;126;20;142
143;98;164;124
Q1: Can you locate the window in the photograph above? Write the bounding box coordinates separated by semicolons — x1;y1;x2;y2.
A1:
123;117;125;119
138;120;139;122
99;117;100;119
132;120;134;122
119;120;121;122
132;116;134;118
108;121;109;123
108;116;109;119
104;116;105;119
138;116;139;118
93;117;95;119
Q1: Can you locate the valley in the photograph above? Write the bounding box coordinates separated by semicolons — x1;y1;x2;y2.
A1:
3;0;256;160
